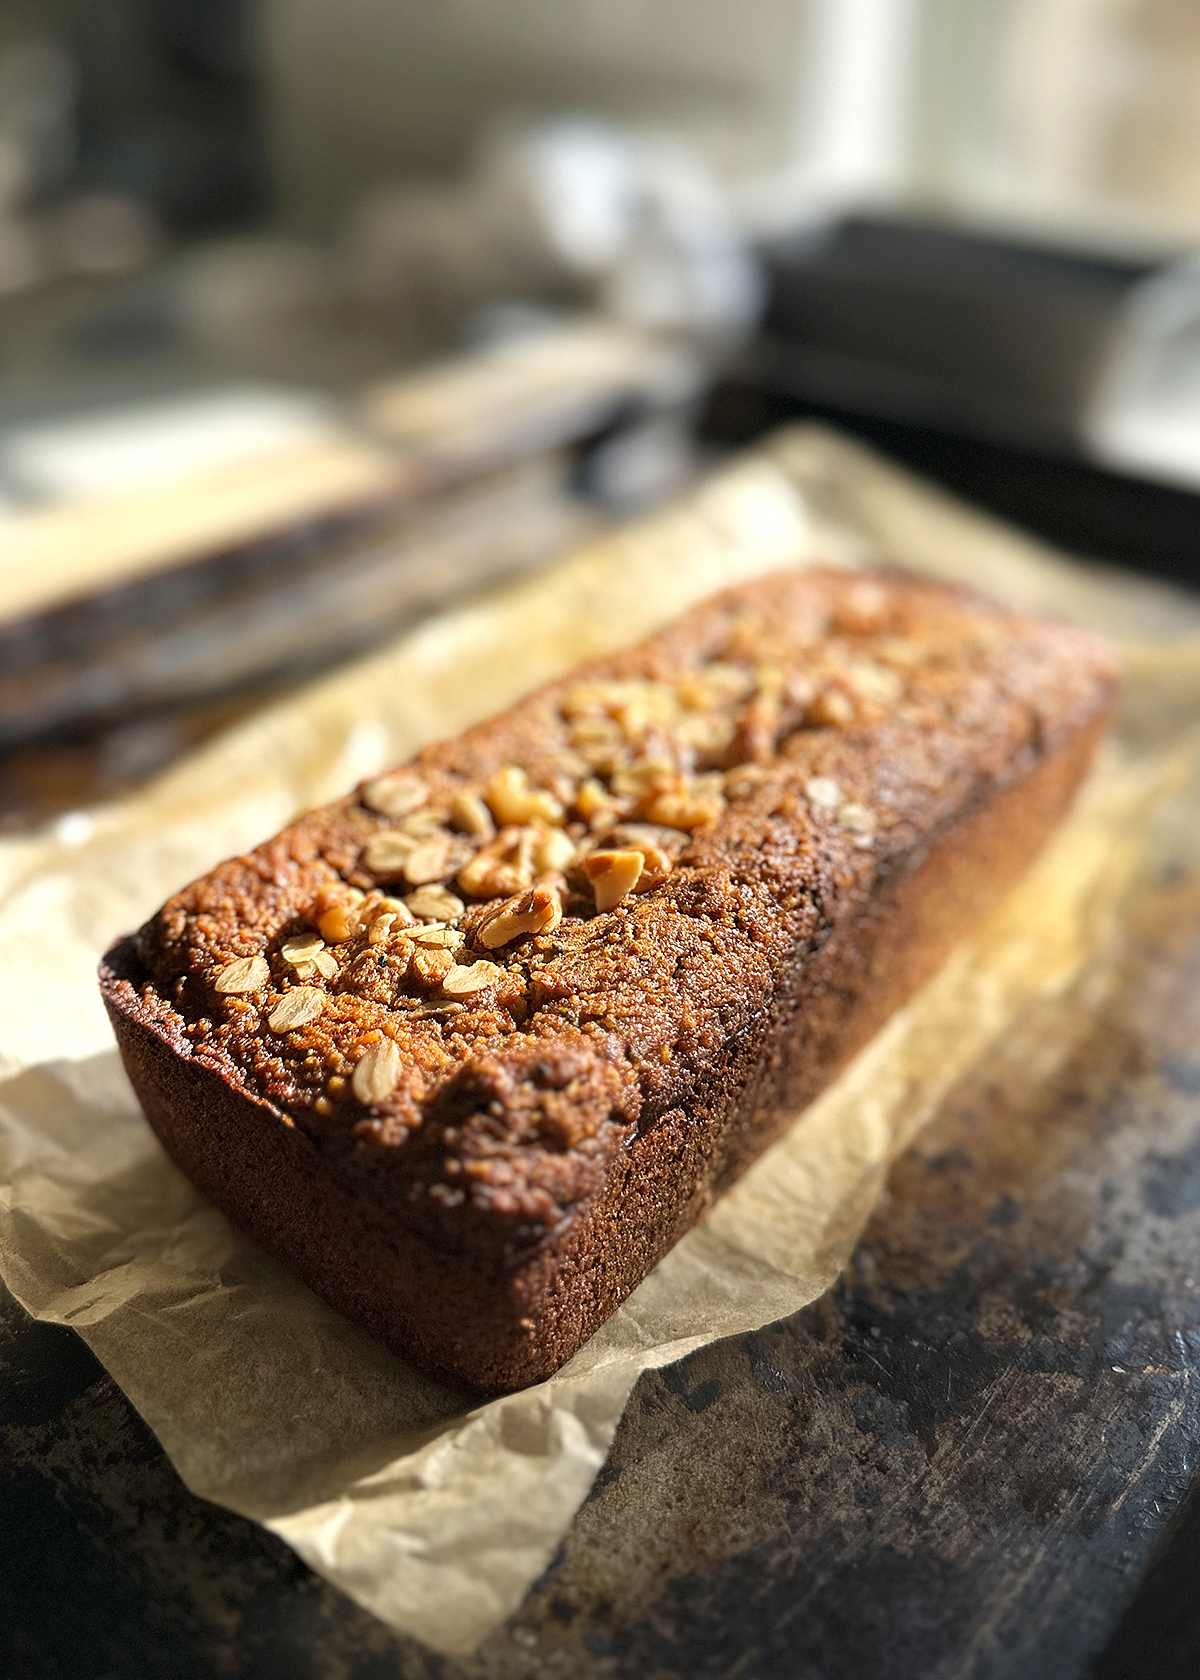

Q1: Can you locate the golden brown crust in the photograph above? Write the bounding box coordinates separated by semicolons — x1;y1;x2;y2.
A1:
99;567;1117;1388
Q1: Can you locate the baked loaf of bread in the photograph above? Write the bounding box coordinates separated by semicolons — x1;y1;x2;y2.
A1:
100;567;1116;1391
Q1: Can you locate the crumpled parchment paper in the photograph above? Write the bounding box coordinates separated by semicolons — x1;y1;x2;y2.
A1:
2;426;1199;1657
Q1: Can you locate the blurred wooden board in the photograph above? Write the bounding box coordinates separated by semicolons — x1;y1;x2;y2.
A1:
0;432;401;626
0;455;597;755
0;318;672;624
0;319;686;785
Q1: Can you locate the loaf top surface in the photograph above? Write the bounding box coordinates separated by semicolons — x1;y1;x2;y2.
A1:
114;568;1116;1262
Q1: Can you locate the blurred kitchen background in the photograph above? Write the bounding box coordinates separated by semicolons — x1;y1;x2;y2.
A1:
3;0;1200;828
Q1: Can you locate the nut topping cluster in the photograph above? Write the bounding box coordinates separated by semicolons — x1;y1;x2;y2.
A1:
210;633;909;1107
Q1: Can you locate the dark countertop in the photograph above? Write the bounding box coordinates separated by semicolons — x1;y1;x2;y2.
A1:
6;770;1200;1680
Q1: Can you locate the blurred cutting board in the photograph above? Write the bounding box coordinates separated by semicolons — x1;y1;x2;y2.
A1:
0;318;682;623
0;320;698;821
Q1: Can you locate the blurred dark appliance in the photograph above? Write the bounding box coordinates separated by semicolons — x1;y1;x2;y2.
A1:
50;0;268;233
706;215;1200;587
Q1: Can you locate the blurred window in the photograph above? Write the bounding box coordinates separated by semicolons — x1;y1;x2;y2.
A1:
915;0;1200;243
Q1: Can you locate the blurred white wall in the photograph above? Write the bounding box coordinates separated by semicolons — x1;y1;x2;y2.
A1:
262;0;922;231
914;0;1200;243
263;0;1200;245
264;0;798;225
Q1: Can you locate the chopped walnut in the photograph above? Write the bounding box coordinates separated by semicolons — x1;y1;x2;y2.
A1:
638;774;724;830
549;747;590;782
477;885;562;949
457;826;537;899
682;662;755;708
532;825;577;873
316;886;403;943
615;821;683;850
613;685;677;741
784;671;816;708
563;679;669;725
583;849;644;911
722;613;766;663
676;710;735;758
610;755;675;800
449;790;495;838
873;636;925;668
628;841;672;888
605;824;677;887
534;868;570;909
756;663;786;702
732;693;781;765
568;714;625;768
574;777;623;830
486;765;564;827
317;904;358;943
805;690;855;728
